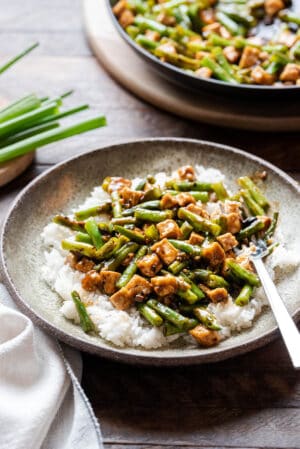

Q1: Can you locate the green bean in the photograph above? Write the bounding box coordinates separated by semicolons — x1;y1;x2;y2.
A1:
153;0;187;13
154;47;202;70
134;16;169;35
206;274;229;289
142;187;162;202
75;203;111;220
163;321;183;336
217;5;256;27
122;200;161;216
111;191;122;218
201;56;238;83
177;287;199;304
168;239;202;256
180;272;206;300
279;10;300;26
134;208;173;222
212;47;236;78
212;182;229;200
292;41;300;59
137;303;164;327
241;189;265;216
75;232;93;245
126;25;139;39
263;44;288;54
127;0;148;13
270;52;291;66
201;56;236;84
134;178;147;191
53;215;84;232
168;259;189;275
114;224;146;244
265;212;279;239
235;284;253;306
192;268;210;282
116;245;148;288
238;176;269;209
193;307;221;330
166;190;209;202
84;218;104;249
135;34;159;50
178;208;221;236
237;218;264;240
178;303;202;314
216;11;246;36
266;61;281;75
104;242;139;271
71;291;96;333
226;260;260;287
62;236;128;261
147;299;190;330
168;180;213;191
98;222;114;233
144;224;159;242
180;221;193;239
111;217;137;226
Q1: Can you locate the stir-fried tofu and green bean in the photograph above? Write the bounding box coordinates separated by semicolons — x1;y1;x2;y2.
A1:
53;165;278;347
113;0;300;86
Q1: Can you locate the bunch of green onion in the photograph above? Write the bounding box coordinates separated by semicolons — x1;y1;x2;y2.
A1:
0;43;106;164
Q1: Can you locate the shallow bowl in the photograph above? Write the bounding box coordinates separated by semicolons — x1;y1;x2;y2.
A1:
1;138;300;365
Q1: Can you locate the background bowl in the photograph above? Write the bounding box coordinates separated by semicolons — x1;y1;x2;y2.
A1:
106;0;300;99
1;138;300;365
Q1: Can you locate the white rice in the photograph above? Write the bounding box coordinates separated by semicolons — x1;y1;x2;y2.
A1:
41;166;300;349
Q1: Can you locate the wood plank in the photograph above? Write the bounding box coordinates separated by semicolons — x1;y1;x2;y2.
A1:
95;406;300;448
82;336;300;448
0;0;82;32
0;32;91;56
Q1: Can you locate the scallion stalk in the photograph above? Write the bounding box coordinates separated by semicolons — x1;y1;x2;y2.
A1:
0;42;39;75
0;115;107;163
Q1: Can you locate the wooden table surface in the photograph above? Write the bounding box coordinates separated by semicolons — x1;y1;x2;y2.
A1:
0;1;300;448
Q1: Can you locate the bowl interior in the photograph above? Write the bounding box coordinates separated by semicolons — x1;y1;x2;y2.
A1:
106;0;300;98
2;139;300;365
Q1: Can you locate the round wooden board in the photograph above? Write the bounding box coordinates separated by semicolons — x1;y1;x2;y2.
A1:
0;152;35;188
0;97;35;187
83;0;300;132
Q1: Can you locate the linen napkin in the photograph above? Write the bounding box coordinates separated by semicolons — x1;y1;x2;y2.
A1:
0;283;103;449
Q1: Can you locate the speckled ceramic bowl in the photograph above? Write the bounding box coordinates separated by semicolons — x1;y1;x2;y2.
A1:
1;139;299;366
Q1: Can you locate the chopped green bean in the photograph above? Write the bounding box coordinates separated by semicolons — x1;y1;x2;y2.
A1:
116;245;148;288
235;284;253;306
71;291;96;333
138;303;164;327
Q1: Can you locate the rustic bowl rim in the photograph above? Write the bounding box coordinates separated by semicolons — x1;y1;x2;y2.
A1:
1;137;299;366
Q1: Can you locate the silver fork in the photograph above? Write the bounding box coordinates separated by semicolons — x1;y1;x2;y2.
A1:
251;240;300;369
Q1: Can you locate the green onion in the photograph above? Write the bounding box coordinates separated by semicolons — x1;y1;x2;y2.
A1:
0;42;39;75
0;116;107;163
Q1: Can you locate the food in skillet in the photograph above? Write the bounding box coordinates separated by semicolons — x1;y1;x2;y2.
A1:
42;164;296;349
113;0;300;86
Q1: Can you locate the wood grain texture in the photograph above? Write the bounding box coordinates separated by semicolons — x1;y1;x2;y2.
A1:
0;0;299;447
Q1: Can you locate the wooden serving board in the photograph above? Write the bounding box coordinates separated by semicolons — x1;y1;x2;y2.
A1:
0;97;35;187
0;152;35;188
83;0;300;131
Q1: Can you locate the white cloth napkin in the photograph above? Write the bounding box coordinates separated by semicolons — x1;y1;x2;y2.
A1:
0;283;103;449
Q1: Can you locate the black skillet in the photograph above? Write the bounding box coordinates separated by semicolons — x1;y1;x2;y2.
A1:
106;0;300;99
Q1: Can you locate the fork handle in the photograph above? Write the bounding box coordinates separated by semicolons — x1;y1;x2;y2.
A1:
252;258;300;369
